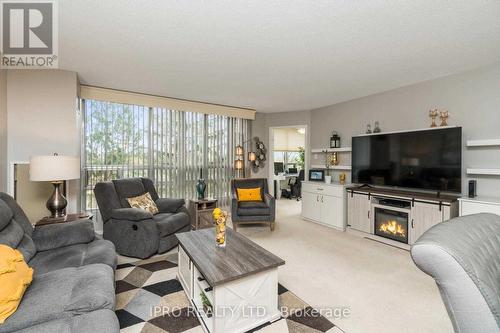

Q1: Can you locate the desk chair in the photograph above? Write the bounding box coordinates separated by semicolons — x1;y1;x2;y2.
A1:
287;170;305;201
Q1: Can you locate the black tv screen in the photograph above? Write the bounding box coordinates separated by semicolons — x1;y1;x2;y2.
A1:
352;127;462;193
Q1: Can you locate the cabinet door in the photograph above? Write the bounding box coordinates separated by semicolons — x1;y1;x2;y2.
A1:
347;192;371;233
410;202;443;244
302;192;321;222
178;246;192;298
321;195;343;229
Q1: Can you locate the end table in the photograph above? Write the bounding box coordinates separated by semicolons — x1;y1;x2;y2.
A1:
36;213;93;227
188;198;218;230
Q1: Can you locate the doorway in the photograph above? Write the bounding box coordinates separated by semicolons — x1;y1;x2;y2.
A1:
269;126;308;201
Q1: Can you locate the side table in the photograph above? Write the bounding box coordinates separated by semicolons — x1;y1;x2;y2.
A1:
36;213;93;227
188;199;218;230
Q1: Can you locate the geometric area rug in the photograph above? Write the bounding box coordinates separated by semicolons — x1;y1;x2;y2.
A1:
115;251;345;333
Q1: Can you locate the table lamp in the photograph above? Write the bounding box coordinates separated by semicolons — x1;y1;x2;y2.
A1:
29;154;80;218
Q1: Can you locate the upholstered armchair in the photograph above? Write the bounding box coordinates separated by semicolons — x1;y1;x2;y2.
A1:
94;178;190;258
411;213;500;333
230;178;275;231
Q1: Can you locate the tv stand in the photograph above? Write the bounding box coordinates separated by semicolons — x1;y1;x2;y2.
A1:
346;186;459;246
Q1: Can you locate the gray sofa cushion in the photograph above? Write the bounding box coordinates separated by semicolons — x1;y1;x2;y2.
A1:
237;201;270;216
111;208;153;221
0;200;13;230
0;220;24;248
12;309;119;333
0;264;115;333
0;193;33;236
17;234;37;262
32;219;95;252
156;198;185;213
154;212;190;237
112;178;146;207
29;239;117;276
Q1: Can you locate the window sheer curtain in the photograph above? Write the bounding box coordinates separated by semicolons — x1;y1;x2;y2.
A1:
81;99;250;217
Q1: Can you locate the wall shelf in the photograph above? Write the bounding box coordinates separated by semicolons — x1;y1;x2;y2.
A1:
311;147;351;153
311;164;352;171
466;139;500;147
466;168;500;176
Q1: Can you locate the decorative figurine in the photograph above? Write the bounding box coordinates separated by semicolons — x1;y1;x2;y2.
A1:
196;167;207;200
429;109;438;127
439;110;449;126
366;124;372;134
373;121;381;133
339;173;346;185
213;208;227;248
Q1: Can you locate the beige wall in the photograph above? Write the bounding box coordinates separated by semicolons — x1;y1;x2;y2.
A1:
0;70;6;192
253;63;500;197
6;70;80;214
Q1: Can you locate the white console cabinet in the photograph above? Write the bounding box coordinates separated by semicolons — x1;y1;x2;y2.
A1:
459;197;500;216
301;181;347;231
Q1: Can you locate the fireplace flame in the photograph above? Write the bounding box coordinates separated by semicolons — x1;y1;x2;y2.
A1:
379;220;406;237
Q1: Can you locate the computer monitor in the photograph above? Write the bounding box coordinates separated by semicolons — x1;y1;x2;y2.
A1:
274;162;284;174
287;167;298;174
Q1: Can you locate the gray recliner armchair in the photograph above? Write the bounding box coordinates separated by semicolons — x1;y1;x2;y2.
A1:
94;177;190;258
411;213;500;333
231;178;275;231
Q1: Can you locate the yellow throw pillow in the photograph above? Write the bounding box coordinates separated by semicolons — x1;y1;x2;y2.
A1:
237;188;263;202
0;245;33;324
126;192;159;215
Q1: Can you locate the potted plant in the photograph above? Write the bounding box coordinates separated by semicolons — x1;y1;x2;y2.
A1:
200;292;213;317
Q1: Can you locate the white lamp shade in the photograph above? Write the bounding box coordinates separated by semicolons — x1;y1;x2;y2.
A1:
30;155;80;181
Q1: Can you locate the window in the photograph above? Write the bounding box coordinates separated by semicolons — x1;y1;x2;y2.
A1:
81;99;249;216
273;151;304;171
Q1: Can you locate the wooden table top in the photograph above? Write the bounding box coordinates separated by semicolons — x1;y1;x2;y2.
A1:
36;213;93;226
346;185;460;203
176;228;285;286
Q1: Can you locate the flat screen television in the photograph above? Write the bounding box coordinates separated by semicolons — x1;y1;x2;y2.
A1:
352;127;462;193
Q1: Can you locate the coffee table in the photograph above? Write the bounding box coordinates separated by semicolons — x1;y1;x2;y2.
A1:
176;228;285;333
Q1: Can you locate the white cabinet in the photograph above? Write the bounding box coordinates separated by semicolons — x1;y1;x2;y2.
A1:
302;191;321;222
347;192;371;233
301;182;346;231
459;197;500;216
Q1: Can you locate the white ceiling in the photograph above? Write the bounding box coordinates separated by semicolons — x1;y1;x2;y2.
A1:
59;1;500;113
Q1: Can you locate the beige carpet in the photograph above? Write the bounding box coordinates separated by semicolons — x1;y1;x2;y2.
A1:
232;199;453;333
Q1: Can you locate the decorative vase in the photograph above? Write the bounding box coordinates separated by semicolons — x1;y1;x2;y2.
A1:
330;152;339;166
373;121;381;133
196;168;206;200
213;208;227;247
339;173;346;184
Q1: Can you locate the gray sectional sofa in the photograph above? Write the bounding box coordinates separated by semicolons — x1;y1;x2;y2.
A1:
0;192;119;333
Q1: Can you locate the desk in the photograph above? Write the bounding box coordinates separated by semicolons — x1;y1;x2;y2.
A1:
273;173;299;198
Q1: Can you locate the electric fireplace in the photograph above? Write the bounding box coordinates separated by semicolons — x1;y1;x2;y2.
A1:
374;207;409;244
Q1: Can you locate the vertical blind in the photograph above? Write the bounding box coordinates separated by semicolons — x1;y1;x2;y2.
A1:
81;99;250;216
